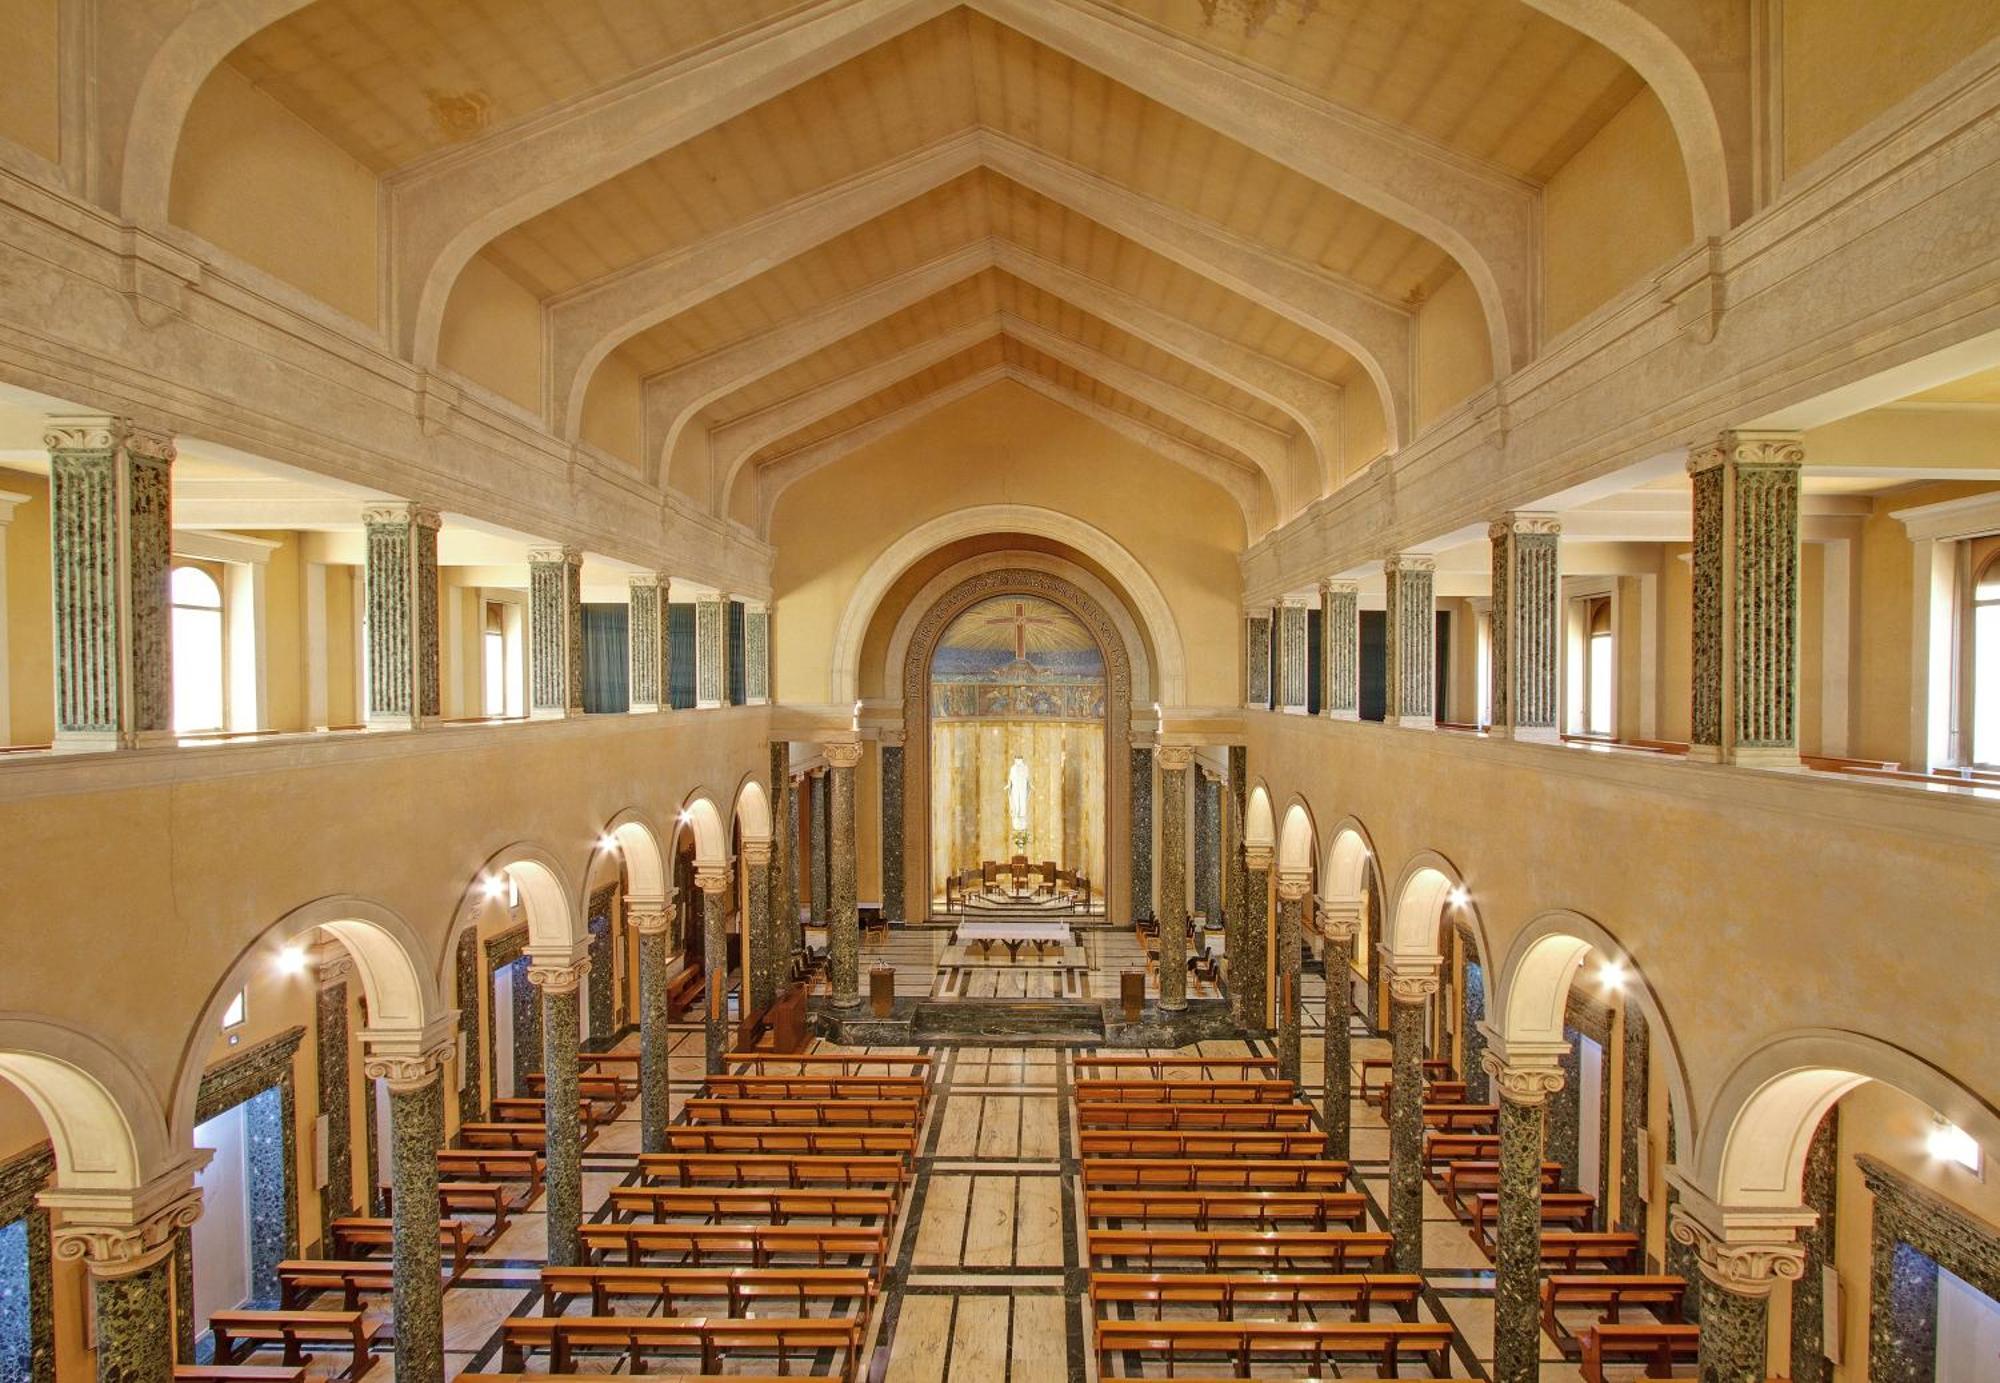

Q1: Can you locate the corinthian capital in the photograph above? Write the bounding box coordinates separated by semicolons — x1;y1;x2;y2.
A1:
1242;843;1274;872
1480;1051;1566;1106
526;959;591;996
1155;745;1195;772
694;866;732;895
627;907;671;937
822;740;864;770
360;1041;454;1091
1387;972;1440;1004
1276;871;1313;902
51;1189;203;1278
1668;1208;1807;1298
741;839;774;868
1687;429;1805;475
1319;900;1362;942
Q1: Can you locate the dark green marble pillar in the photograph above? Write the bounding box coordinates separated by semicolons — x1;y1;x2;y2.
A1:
1321;910;1358;1159
1223;745;1247;999
536;965;585;1268
1235;849;1271;1028
1670;1209;1803;1383
1129;747;1154;922
746;843;776;1014
633;909;672;1153
1156;747;1192;1011
380;1058;445;1383
826;744;862;1007
699;873;731;1072
314;959;356;1231
88;1253;175;1383
1386;974;1435;1272
1695;1276;1773;1383
1274;879;1306;1084
1492;1066;1562;1383
880;739;905;922
809;769;831;922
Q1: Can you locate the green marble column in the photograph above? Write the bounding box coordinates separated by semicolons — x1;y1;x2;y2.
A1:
880;737;905;922
1236;846;1271;1028
361;503;442;731
1320;580;1359;720
825;743;863;1008
55;1192;200;1383
377;1054;446;1383
626;574;672;713
1320;909;1358;1159
533;961;587;1267
772;743;799;972
527;547;583;720
699;870;732;1073
88;1255;176;1383
809;770;831;922
1383;554;1437;729
1385;969;1437;1272
745;842;776;1014
631;907;672;1154
1155;747;1192;1010
1696;1277;1773;1383
1489;1060;1564;1383
1274;876;1307;1084
1670;1207;1805;1383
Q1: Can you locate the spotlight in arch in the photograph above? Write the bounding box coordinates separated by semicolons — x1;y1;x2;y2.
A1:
1448;885;1469;909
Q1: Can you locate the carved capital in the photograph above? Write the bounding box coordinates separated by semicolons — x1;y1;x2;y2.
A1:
1319;579;1358;598
361;502;442;530
360;1041;453;1092
822;740;864;770
741;839;774;868
1488;511;1561;541
1318;901;1362;941
877;728;906;749
1481;1052;1566;1106
1668;1209;1807;1298
526;545;583;568
1687;430;1805;476
1384;553;1437;575
1242;843;1274;872
1276;872;1313;902
627;908;671;937
45;417;177;463
1387;972;1440;1004
1156;745;1195;772
694;866;732;895
51;1190;203;1278
525;959;591;996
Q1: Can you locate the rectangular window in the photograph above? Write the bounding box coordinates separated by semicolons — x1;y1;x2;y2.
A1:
220;988;246;1031
727;600;747;706
1358;611;1386;722
668;603;697;710
581;604;630;714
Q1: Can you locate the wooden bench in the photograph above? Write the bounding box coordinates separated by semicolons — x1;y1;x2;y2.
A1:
724;1051;933;1077
500;1314;862;1378
701;1075;929;1102
609;1185;898;1224
667;965;705;1019
1080;1158;1349;1191
1440;1158;1562;1218
1540;1231;1645;1272
1380;1077;1469;1109
1073;1079;1300;1105
527;1070;634;1106
1085;1189;1369;1232
276;1259;394;1310
540;1265;876;1318
1094;1318;1454;1378
580;1221;888;1269
174;1367;306;1382
640;1152;909;1190
1087;1229;1394;1272
1541;1274;1688;1353
433;1182;515;1247
1076;1102;1316;1131
457;1122;547;1152
1078;1131;1325;1159
577;1048;642;1082
436;1149;542;1210
1578;1322;1700;1381
1358;1057;1451;1105
490;1096;614;1139
1073;1055;1280;1080
1423;1131;1499;1179
1468;1190;1598;1254
327;1217;472;1281
207;1310;372;1381
1421;1102;1500;1132
1089;1271;1423;1322
681;1096;922;1127
663;1127;919;1159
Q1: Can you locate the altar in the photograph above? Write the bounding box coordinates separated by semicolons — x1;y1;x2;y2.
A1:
951;920;1075;961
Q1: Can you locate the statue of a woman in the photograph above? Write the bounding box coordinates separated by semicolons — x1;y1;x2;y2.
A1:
1006;756;1031;834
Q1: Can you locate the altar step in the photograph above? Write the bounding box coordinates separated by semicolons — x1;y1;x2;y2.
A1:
911;998;1107;1042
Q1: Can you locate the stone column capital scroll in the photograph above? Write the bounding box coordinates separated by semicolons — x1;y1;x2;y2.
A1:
741;839;774;868
526;545;583;568
1384;552;1437;576
822;740;864;770
1242;843;1274;872
1687;429;1805;474
1487;510;1561;541
1276;871;1313;902
525;959;591;997
360;1041;454;1093
627;907;672;937
362;502;442;530
1480;1051;1567;1106
50;1188;203;1278
1156;744;1195;772
1668;1207;1808;1298
694;866;732;895
1319;899;1363;941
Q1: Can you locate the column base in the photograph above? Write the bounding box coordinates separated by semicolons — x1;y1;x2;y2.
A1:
367;714;440;732
695;698;725;710
1323;709;1359;722
1392;714;1435;730
627;701;666;715
1158;997;1188;1013
51;729;123;754
1494;724;1560;743
1727;745;1802;769
529;706;577;721
831;993;863;1009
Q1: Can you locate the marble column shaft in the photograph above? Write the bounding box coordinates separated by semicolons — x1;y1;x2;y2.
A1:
700;872;732;1071
633;913;671;1154
1320;913;1357;1159
1697;1277;1773;1383
1223;746;1248;1009
1275;599;1310;712
693;595;727;709
1383;555;1437;728
879;741;905;922
89;1256;176;1383
534;965;586;1268
1192;771;1217;925
809;771;831;922
1668;1209;1806;1383
362;503;442;730
1244;612;1273;708
1156;747;1192;1011
1236;848;1270;1027
745;845;776;1014
1488;513;1562;739
1386;977;1435;1271
1129;747;1155;921
1320;580;1359;719
627;574;671;713
382;1062;446;1383
825;745;862;1007
527;547;583;718
744;604;770;704
1274;877;1307;1085
1489;1062;1564;1383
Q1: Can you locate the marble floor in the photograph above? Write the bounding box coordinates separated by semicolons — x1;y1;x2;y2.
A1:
238;947;1673;1380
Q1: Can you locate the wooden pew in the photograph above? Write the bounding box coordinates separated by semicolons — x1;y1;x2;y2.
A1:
640;1152;908;1191
436;1148;542;1210
680;1096;922;1127
435;1182;513;1247
579;1221;887;1269
666;965;704;1019
1540;1231;1645;1273
499;1314;862;1378
1423;1131;1499;1179
1088;1271;1423;1322
539;1265;876;1318
1075;1102;1316;1131
327;1217;472;1281
724;1051;933;1077
1578;1322;1700;1382
608;1186;898;1224
1468;1191;1598;1254
1078;1131;1325;1159
175;1367;306;1382
1084;1189;1369;1232
457;1122;547;1152
277;1259;394;1310
1541;1275;1688;1353
1080;1158;1349;1191
1073;1055;1280;1080
1440;1158;1562;1218
1073;1079;1299;1105
662;1127;919;1159
1086;1228;1394;1272
1094;1318;1453;1378
1379;1077;1469;1109
1421;1102;1500;1132
526;1070;634;1107
490;1096;614;1139
577;1048;643;1087
1358;1057;1452;1105
701;1074;929;1102
207;1310;372;1381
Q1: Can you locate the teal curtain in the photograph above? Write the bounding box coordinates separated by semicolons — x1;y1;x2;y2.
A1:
581;604;628;713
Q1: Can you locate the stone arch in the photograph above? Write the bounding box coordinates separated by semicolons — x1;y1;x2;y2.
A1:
676;794;731;866
732;778;774;846
0;1016;175;1191
1385;851;1473;961
898;566;1133;922
1320;818;1377;906
1493;909;1696;1147
602;809;671;901
830;505;1187;707
1276;799;1316;876
1697;1030;2000;1209
473;844;583;952
1244;784;1277;850
168;895;443;1150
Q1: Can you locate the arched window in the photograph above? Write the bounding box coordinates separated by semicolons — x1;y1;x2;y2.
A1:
171;565;225;733
1973;553;2000;767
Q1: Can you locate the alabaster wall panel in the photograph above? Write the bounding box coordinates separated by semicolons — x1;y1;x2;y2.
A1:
437;253;545;415
580;349;646;468
170;64;380;328
1414;269;1492;432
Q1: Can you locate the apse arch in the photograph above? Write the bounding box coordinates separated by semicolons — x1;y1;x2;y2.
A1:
1320;819;1377;905
0;1016;175;1191
1244;785;1276;850
831;505;1187;707
168;895;443;1150
1696;1030;2000;1210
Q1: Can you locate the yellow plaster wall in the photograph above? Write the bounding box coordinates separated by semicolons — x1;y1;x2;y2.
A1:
766;380;1247;709
248;531;306;733
0;0;59;164
170;64;379;327
1543;88;1693;340
1800;541;1825;756
324;565;358;727
1784;0;2000;175
580;349;646;468
2;467;52;745
1415;271;1491;432
437;254;544;416
1657;543;1692;744
1343;376;1387;480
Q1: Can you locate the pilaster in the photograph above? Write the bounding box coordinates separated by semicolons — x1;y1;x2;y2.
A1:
1688;431;1804;766
1320;580;1360;720
1155;744;1193;1011
1488;513;1561;741
1243;609;1273;710
1383;555;1437;729
694;593;727;709
362;503;442;731
1275;597;1310;714
527;547;583;720
627;574;672;714
824;741;863;1008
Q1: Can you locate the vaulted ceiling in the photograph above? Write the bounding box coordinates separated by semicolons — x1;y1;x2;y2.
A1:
205;0;1673;538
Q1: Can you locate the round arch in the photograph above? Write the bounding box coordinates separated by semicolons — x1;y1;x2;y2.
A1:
1320;819;1377;904
473;844;583;952
732;778;774;845
1385;851;1472;960
1276;799;1316;876
0;1017;174;1191
1697;1030;2000;1209
676;795;730;866
602;809;671;901
1244;784;1276;850
830;506;1187;707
